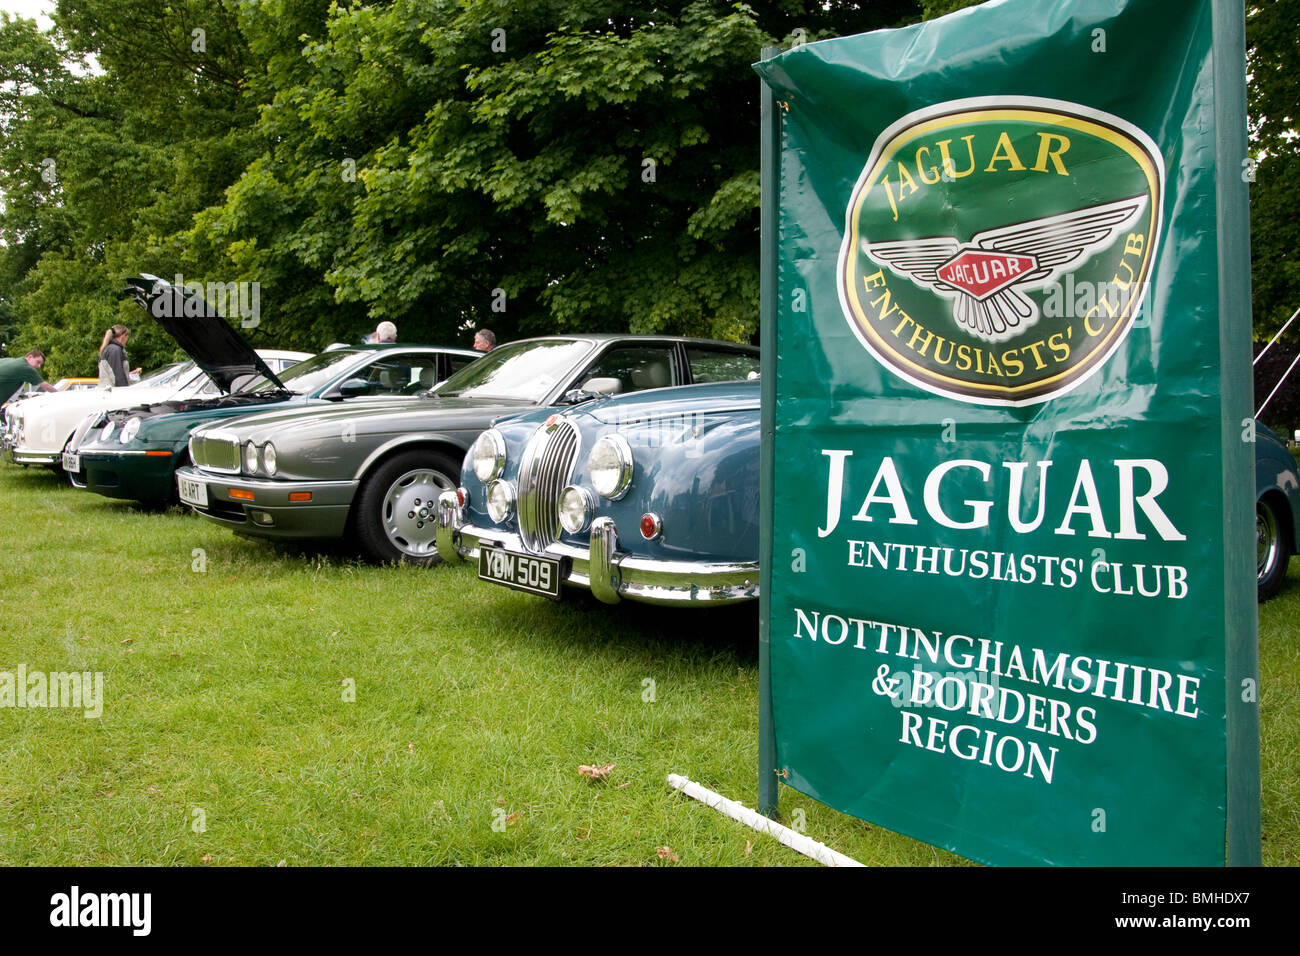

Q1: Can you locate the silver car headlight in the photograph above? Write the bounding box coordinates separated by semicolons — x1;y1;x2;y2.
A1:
485;479;515;523
262;442;277;476
588;434;634;500
244;440;259;474
471;429;506;483
100;420;115;442
558;485;593;534
120;417;141;444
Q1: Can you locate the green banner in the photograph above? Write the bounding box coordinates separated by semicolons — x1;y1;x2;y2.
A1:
755;0;1257;866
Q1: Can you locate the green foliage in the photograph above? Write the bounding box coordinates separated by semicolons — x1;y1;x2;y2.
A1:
0;0;1293;375
1247;0;1300;345
0;2;267;376
921;0;983;17
1;0;926;367
1256;339;1300;438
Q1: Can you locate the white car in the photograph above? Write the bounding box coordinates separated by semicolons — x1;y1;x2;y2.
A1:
4;351;307;468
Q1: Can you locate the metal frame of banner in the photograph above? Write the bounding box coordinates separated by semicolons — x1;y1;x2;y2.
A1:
1213;0;1262;868
757;44;781;820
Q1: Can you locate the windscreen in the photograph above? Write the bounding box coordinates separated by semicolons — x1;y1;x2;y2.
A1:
248;349;362;395
433;339;592;402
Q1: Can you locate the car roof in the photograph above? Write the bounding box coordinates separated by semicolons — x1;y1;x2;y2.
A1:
500;333;758;349
342;343;482;357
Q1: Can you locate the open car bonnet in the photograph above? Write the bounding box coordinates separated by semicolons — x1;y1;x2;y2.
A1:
123;274;287;394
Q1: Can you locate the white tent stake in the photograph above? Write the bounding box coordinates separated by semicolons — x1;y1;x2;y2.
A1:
667;774;865;867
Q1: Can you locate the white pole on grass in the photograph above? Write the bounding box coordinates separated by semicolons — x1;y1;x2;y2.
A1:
667;774;864;867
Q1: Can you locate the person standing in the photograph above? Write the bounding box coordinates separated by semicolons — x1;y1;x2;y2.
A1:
473;329;496;352
0;350;58;402
98;325;139;387
364;321;397;344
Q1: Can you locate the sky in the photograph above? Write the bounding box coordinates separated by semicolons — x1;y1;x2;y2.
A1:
0;0;54;30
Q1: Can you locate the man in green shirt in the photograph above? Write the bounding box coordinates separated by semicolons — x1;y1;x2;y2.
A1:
0;350;58;403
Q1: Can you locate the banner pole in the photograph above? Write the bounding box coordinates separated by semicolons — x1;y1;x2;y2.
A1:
757;44;781;818
1213;0;1262;867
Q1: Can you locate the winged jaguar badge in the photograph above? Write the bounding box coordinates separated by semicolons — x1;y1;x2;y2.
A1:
837;98;1165;405
862;196;1148;344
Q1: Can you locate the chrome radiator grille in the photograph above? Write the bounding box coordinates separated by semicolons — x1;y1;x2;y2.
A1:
189;431;242;473
516;417;580;553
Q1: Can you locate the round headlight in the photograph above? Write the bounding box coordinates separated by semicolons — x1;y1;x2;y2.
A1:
120;416;141;444
588;435;634;500
558;485;593;534
99;420;115;442
471;429;506;483
485;479;515;523
262;442;277;476
244;440;259;474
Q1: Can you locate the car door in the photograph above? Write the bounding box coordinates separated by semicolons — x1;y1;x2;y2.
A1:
569;343;681;397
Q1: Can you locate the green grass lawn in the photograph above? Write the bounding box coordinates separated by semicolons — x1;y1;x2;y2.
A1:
1;462;1296;866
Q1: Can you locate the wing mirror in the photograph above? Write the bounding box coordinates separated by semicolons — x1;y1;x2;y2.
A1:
583;377;623;396
336;378;374;399
562;378;622;404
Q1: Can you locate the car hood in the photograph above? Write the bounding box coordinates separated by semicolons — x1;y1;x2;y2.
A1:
124;274;286;394
192;394;537;442
583;380;761;425
9;382;196;420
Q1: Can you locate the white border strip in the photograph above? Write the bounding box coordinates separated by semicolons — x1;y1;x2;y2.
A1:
667;774;864;867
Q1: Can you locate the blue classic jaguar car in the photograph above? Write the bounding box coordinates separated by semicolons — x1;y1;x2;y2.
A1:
1256;422;1300;602
436;379;760;605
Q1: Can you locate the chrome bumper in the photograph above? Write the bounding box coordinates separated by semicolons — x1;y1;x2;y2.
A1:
435;492;758;606
6;446;59;465
174;466;357;539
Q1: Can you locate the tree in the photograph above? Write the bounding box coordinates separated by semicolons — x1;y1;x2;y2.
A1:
1247;0;1300;349
191;0;922;348
16;0;1291;377
1255;335;1300;438
0;1;308;376
2;2;927;365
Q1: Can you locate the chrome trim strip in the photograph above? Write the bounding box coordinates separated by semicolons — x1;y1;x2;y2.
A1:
179;468;356;492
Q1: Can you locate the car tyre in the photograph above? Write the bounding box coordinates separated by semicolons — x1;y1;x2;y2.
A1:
1257;495;1292;603
355;449;460;566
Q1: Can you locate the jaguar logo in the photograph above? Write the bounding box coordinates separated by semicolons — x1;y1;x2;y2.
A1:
837;97;1165;405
